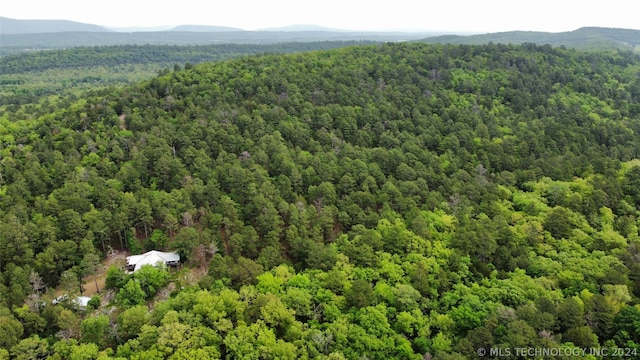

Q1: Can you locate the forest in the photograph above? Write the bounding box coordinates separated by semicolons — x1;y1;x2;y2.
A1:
0;42;371;109
2;42;640;359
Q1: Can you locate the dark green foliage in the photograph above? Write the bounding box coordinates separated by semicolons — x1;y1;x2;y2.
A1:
0;308;24;350
87;296;100;310
614;306;640;344
544;207;576;240
346;279;374;309
104;265;125;290
564;326;599;348
133;265;169;299
115;279;146;308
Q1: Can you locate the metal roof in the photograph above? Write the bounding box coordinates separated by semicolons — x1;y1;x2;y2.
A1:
125;250;180;272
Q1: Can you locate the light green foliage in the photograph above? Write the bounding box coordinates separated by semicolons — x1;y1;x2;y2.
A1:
117;305;149;341
431;332;453;352
603;284;632;311
256;271;285;294
392;283;422;311
81;315;110;349
282;287;312;318
259;293;296;329
10;335;49;360
356;304;393;337
377;218;431;256
224;320;297;359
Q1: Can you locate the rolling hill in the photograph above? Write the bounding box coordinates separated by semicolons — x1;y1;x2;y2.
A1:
4;16;639;54
0;30;431;55
169;24;244;32
0;16;111;34
421;27;640;52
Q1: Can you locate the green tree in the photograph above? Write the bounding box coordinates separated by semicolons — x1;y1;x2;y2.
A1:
116;279;146;308
10;335;50;360
59;269;81;296
564;326;599;348
80;315;110;349
544;207;575;240
173;227;200;261
0;309;24;350
105;265;125;290
613;305;640;344
229;257;264;288
622;165;640;206
558;297;586;332
224;320;297;359
346;279;374;309
584;294;616;340
134;265;169;299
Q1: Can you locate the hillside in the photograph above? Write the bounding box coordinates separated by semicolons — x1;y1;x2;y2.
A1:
2;43;640;358
0;42;374;109
421;27;640;52
0;16;110;34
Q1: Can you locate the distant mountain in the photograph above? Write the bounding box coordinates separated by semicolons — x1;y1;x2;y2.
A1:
259;24;349;32
169;25;244;32
106;26;175;32
0;17;111;34
421;27;640;52
3;16;637;55
0;31;432;55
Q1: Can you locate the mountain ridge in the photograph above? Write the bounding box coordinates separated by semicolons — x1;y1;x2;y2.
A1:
2;16;640;54
421;26;640;52
0;16;111;34
168;24;245;32
257;24;352;32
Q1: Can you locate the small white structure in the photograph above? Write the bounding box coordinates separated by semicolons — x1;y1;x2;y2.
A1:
74;296;92;309
125;250;180;272
52;295;92;309
52;294;69;305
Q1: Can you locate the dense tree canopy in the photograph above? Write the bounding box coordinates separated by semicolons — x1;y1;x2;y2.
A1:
0;42;372;110
2;41;640;358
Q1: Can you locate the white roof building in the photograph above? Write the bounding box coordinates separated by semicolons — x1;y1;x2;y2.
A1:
125;250;180;272
74;296;92;309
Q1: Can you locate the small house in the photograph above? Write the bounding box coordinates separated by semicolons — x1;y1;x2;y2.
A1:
125;250;180;272
74;296;92;309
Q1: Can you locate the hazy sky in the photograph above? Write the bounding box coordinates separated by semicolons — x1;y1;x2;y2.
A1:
3;0;640;32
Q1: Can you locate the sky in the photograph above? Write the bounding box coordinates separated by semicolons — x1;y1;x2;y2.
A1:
3;0;640;33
